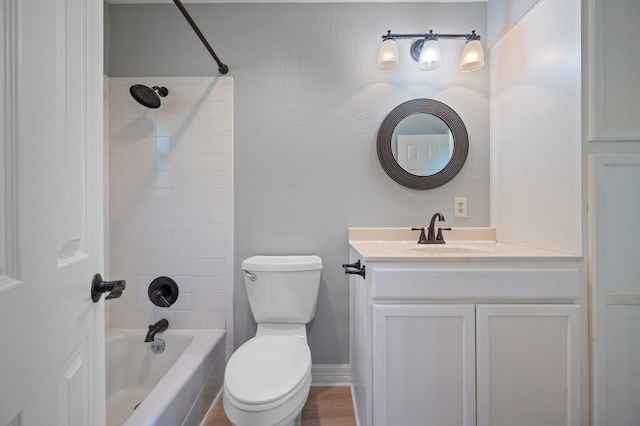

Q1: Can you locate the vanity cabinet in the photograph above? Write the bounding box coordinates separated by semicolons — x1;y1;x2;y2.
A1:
348;243;584;426
373;303;579;426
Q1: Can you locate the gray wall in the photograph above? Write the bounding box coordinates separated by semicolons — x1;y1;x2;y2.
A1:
108;2;489;364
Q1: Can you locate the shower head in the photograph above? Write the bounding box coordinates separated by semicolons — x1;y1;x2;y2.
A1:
129;84;169;109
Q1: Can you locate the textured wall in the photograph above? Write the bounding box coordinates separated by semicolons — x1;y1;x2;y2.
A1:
486;0;540;46
108;2;489;364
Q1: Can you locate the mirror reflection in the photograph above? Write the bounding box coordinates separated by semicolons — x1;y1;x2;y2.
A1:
391;114;453;176
376;98;468;190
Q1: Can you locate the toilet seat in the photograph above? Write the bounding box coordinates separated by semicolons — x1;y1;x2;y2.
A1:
224;335;311;410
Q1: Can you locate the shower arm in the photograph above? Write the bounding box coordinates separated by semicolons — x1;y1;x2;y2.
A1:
172;0;229;75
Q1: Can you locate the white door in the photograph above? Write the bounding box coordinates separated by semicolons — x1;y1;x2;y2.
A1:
589;154;640;426
373;304;476;426
476;304;580;426
397;134;452;175
0;0;106;425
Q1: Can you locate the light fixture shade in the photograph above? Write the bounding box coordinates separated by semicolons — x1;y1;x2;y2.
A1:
418;39;441;71
377;39;399;70
459;39;484;72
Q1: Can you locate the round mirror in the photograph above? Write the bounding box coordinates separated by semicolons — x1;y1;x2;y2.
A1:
377;99;468;190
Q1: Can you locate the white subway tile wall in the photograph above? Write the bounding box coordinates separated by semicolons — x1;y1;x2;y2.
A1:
106;76;234;358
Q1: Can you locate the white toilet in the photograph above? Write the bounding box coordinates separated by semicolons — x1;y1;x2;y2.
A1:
223;255;323;426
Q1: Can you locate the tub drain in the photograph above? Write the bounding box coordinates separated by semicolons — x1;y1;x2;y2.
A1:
134;402;142;411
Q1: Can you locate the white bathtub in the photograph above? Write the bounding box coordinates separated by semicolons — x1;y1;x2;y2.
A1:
106;329;226;426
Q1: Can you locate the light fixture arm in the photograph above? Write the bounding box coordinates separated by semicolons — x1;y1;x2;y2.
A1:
381;29;481;42
377;29;484;72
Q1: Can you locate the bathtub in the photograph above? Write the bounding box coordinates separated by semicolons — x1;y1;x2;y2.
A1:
106;329;226;426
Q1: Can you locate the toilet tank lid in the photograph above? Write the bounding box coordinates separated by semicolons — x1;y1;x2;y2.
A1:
242;255;322;271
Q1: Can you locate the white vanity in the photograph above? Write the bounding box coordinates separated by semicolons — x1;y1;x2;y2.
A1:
347;227;584;426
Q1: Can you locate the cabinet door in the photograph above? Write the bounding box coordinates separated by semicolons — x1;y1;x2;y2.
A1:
476;304;580;426
373;304;476;426
589;154;640;426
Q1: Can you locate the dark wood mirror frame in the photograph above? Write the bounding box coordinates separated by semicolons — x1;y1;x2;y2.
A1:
377;98;469;190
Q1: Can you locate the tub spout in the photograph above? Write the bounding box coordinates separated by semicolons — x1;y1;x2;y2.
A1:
145;319;169;342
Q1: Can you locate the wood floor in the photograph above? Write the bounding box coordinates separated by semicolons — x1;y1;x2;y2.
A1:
206;386;356;426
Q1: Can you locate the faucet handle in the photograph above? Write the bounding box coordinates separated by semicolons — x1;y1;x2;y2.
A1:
436;227;452;241
411;227;428;244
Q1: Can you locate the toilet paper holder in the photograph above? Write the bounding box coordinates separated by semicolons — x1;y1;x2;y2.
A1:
342;260;366;279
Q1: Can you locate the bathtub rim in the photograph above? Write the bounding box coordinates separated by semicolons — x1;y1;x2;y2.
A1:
106;328;226;426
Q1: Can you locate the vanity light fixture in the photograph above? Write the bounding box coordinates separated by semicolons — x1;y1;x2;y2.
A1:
377;30;484;72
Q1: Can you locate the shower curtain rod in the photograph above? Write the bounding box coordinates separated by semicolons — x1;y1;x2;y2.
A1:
173;0;229;75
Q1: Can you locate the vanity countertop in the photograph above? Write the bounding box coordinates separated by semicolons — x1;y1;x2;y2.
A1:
349;227;582;262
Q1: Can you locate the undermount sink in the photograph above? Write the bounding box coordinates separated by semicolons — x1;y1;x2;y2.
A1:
347;228;578;261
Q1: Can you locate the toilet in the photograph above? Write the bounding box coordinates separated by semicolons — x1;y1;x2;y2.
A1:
223;255;323;426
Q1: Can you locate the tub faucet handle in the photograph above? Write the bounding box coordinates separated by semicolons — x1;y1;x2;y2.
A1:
148;276;179;308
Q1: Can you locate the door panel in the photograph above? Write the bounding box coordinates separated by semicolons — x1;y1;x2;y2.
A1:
0;0;105;424
373;304;476;426
589;154;640;426
476;304;580;426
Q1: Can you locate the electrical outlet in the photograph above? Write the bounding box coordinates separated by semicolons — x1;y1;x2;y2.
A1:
454;197;467;218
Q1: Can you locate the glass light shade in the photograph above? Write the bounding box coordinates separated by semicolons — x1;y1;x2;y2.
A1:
459;39;484;72
377;39;399;70
418;39;441;71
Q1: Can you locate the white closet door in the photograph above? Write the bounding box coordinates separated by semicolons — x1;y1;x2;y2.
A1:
589;154;640;426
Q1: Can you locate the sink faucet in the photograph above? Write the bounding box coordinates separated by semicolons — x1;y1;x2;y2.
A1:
412;213;452;244
145;319;169;342
428;213;445;241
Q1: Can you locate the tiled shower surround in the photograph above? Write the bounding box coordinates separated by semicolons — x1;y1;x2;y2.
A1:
107;76;234;358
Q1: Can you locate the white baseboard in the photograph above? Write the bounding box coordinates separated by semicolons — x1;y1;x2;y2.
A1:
351;383;361;426
200;388;222;426
311;364;352;386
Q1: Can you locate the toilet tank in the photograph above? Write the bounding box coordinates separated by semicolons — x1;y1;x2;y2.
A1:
242;255;322;324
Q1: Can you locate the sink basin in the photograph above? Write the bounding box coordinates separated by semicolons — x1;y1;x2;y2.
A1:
408;244;493;254
348;228;580;261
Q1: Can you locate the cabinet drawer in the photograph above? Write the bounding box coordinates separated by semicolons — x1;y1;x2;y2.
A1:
372;267;580;301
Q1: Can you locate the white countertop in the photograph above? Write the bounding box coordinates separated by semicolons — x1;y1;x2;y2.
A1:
348;227;582;262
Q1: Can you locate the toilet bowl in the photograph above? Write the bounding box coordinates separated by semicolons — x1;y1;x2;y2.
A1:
223;255;322;426
223;335;312;426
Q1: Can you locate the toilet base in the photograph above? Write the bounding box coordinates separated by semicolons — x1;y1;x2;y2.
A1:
229;412;300;426
231;412;302;426
225;390;308;426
